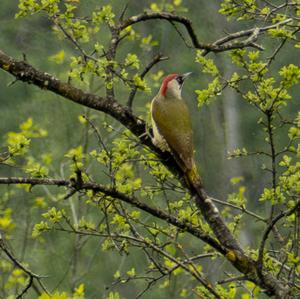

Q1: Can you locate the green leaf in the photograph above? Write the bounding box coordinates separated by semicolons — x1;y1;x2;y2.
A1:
196;51;219;76
48;50;65;64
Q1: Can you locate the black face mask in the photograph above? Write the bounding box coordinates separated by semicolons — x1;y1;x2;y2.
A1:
176;76;184;88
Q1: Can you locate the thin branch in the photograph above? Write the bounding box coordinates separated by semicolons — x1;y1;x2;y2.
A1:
127;54;168;110
0;237;49;297
211;18;292;47
210;197;266;222
119;3;129;22
257;200;300;278
140;237;222;298
0;176;225;255
0;238;44;279
217;275;247;285
16;276;33;299
54;20;96;62
119;12;209;50
83;115;109;154
0;49;292;298
119;12;292;55
60;227;221;297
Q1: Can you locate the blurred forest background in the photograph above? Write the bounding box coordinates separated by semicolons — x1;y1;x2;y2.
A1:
0;0;299;298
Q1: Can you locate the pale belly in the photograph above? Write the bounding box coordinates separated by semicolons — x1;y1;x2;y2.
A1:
151;118;170;152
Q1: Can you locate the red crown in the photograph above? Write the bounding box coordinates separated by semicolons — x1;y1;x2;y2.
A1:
161;74;178;96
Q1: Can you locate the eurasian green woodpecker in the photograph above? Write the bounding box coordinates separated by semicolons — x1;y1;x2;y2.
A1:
151;73;202;187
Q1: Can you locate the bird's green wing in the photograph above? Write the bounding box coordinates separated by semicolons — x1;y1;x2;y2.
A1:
151;96;195;171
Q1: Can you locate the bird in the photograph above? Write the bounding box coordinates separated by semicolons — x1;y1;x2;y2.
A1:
150;73;202;188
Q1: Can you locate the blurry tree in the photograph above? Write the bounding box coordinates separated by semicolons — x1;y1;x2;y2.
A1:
0;0;300;298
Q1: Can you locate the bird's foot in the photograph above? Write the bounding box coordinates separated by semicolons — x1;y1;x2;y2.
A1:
138;125;153;141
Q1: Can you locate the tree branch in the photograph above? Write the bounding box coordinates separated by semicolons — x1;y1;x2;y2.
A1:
119;12;292;54
0;176;225;255
257;200;300;278
0;237;49;297
127;54;169;110
0;49;291;298
119;12;209;50
210;18;292;48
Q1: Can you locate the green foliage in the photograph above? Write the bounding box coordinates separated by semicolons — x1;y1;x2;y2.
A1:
219;0;257;20
279;64;300;88
73;283;85;299
107;292;120;299
0;209;16;234
195;51;222;106
92;5;115;26
124;54;140;70
268;27;294;39
196;51;219;76
25;156;49;177
149;0;188;13
38;291;70;299
259;186;286;204
5;268;28;290
32;221;51;238
1;0;300;298
5;118;47;160
16;0;60;18
195;78;222;107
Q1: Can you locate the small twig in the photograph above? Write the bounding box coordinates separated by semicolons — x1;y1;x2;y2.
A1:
0;238;44;279
119;3;129;21
127;54;168;110
212;19;292;47
120;12;292;55
217;275;247;285
64;188;77;200
0;237;49;297
54;20;96;62
119;12;209;50
257;200;300;278
16;275;33;299
83;115;109;154
7;78;19;87
169;20;193;48
204;18;293;55
0;176;225;254
210;197;266;222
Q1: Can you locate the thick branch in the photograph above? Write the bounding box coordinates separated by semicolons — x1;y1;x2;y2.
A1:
0;50;148;143
0;50;240;256
0;50;290;298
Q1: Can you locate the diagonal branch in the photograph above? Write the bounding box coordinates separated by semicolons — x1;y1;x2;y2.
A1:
0;50;242;261
257;200;300;278
0;237;49;297
0;176;225;255
0;49;291;298
0;50;148;143
127;54;169;110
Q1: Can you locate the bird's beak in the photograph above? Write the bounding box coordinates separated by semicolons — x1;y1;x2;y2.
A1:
182;72;192;80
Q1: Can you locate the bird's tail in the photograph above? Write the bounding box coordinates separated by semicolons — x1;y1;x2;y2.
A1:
186;161;202;189
170;150;202;190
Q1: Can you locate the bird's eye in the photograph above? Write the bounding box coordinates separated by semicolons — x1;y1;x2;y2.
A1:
176;76;183;85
